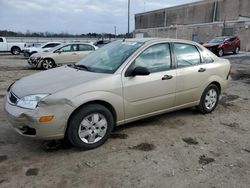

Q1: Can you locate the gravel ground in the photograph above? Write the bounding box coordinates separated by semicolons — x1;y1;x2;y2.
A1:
0;52;250;188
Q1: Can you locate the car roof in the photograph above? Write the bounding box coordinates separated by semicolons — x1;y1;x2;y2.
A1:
123;37;200;45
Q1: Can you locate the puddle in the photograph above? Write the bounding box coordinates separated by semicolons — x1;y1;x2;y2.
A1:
199;155;215;165
43;139;72;151
0;179;8;184
129;143;155;151
110;133;128;139
231;71;250;80
220;95;240;103
25;168;39;176
221;122;239;128
0;155;8;163
243;80;250;85
182;137;199;145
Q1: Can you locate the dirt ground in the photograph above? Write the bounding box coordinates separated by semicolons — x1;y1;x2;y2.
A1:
0;52;250;188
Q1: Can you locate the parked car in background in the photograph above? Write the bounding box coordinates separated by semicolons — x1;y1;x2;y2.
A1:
28;43;98;69
94;39;111;48
203;36;240;57
23;42;61;57
0;36;26;55
5;38;231;149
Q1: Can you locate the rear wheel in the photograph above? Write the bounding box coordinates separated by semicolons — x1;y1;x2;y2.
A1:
217;48;224;57
41;58;55;70
11;47;21;55
198;84;220;114
67;104;115;149
233;46;240;54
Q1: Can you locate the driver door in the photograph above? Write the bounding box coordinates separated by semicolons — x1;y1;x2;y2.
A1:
122;43;176;120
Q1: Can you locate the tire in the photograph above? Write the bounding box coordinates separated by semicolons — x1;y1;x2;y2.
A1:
233;46;240;54
11;46;21;55
41;58;55;70
67;104;115;149
217;48;224;57
198;84;220;114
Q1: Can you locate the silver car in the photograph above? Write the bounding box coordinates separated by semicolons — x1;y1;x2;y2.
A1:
28;43;98;70
4;38;231;149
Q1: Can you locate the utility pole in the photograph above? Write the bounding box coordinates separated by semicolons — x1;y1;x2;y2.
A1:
114;26;117;38
128;0;130;37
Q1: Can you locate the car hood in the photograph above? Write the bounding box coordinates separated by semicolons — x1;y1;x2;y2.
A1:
203;43;221;47
11;66;110;98
30;51;50;58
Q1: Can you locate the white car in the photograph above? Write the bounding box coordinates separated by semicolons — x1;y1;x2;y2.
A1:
28;43;98;69
23;42;61;57
0;36;26;55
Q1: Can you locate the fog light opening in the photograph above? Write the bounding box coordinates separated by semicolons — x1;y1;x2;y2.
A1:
39;116;54;122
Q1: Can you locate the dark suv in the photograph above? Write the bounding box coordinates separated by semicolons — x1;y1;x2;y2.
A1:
203;36;240;57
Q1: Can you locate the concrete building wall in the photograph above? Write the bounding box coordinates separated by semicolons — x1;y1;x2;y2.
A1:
135;0;250;29
135;21;250;51
135;0;250;51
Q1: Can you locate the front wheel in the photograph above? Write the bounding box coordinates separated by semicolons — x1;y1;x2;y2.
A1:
67;104;115;149
41;58;55;70
198;84;220;114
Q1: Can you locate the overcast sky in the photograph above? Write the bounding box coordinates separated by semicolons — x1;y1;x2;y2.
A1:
0;0;202;34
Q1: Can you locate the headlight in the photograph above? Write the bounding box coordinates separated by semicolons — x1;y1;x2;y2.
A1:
17;94;49;109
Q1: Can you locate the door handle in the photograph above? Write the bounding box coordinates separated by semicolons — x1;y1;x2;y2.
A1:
198;68;206;72
72;52;77;55
162;75;173;80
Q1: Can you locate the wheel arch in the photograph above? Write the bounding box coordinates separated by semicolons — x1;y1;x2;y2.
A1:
208;81;221;94
41;57;56;69
65;100;117;134
11;46;21;54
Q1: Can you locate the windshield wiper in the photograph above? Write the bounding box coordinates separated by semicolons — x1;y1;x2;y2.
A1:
68;64;89;71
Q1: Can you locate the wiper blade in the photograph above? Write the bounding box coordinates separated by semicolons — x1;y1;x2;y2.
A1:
68;64;89;71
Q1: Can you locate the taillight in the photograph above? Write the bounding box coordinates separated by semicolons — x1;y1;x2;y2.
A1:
227;65;231;80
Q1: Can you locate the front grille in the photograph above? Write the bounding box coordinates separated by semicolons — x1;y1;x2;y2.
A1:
8;92;19;105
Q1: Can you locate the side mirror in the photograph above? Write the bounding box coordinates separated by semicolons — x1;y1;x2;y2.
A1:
131;66;150;76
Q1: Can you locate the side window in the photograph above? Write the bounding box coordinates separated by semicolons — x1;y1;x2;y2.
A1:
59;45;71;52
174;43;201;68
0;38;3;42
228;37;236;42
71;44;78;51
43;43;59;48
201;51;214;64
131;43;171;73
79;44;94;51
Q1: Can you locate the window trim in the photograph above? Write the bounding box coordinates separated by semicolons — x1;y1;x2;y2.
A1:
124;42;173;77
171;42;203;69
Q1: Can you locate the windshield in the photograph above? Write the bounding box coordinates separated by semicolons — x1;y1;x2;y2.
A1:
209;37;226;43
75;40;143;73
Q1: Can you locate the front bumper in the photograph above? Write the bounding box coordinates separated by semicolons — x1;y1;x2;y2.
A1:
4;94;74;140
27;57;43;68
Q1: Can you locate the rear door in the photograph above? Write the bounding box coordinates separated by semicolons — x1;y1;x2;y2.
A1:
77;44;95;61
173;43;210;106
122;43;176;120
53;44;78;64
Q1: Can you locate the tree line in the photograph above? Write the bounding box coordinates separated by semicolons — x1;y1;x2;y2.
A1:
0;30;132;38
